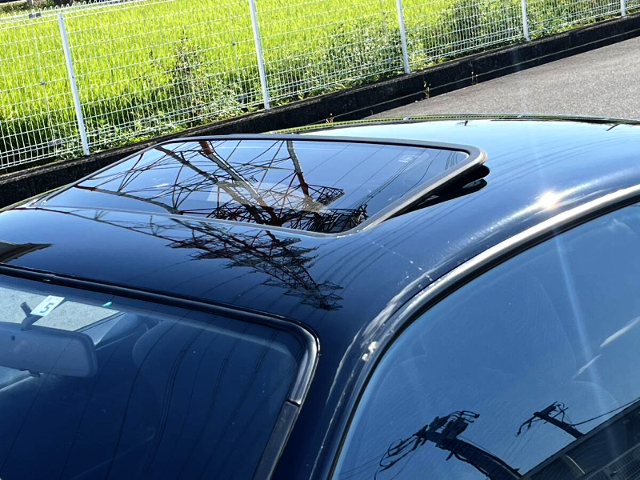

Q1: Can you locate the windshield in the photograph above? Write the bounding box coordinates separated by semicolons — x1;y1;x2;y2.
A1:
0;274;307;480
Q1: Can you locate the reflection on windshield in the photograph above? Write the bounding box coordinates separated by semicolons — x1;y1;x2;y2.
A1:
334;203;640;480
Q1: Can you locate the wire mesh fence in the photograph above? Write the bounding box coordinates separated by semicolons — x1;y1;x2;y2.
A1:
64;0;262;151
0;13;81;169
403;0;524;70
0;0;632;171
527;0;621;37
256;0;403;104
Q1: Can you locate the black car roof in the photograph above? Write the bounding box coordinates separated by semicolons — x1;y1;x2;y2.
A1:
2;117;640;352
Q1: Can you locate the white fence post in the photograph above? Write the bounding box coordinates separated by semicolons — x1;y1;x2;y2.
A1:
248;0;271;110
395;0;411;74
520;0;531;41
58;12;90;156
621;0;627;16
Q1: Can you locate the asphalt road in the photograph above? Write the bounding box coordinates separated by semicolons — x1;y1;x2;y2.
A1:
369;36;640;120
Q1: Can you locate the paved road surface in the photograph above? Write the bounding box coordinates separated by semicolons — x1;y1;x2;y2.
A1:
370;36;640;120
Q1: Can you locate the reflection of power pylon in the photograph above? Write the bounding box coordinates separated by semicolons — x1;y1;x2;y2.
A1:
78;139;368;233
170;227;342;310
35;207;342;311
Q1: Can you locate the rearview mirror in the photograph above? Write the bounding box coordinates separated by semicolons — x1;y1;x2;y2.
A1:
0;322;98;377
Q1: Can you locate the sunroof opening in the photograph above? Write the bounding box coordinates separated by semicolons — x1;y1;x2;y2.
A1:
47;135;485;234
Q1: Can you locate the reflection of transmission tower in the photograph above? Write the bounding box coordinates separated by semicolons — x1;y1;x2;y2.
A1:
78;139;368;233
36;207;343;311
170;227;342;310
62;139;357;306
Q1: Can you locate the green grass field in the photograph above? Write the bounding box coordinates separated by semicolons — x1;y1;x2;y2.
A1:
0;0;628;168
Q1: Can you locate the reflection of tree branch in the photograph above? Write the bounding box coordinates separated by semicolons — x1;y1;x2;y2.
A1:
287;140;314;204
196;141;280;225
83;140;368;232
156;145;271;225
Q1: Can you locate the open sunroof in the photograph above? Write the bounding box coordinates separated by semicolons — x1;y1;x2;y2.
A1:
46;135;486;234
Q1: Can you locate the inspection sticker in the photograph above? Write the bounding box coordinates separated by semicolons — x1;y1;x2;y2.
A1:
31;296;65;317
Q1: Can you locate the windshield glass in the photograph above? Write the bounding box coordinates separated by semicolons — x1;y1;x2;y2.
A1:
0;274;307;480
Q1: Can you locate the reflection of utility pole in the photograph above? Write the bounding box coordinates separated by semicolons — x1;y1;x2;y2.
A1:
518;403;583;439
380;411;521;480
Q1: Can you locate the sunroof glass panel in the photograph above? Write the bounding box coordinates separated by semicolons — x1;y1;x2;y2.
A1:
51;138;472;233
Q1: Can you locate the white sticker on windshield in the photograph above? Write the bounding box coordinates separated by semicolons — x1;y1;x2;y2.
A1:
31;296;65;317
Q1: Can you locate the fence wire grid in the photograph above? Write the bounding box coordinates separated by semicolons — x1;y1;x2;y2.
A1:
0;0;634;170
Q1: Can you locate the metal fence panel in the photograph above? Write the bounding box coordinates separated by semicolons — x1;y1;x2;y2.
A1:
61;0;261;151
527;0;620;36
0;14;80;169
255;0;403;105
403;0;523;70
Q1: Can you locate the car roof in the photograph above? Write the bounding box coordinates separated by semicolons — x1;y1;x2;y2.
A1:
2;117;640;351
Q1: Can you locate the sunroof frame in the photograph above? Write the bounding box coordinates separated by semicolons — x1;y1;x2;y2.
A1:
42;134;487;237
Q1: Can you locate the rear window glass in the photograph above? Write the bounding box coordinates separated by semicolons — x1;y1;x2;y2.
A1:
333;202;640;480
0;275;307;480
46;138;470;233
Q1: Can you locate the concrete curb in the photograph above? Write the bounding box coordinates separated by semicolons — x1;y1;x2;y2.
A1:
3;12;640;207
